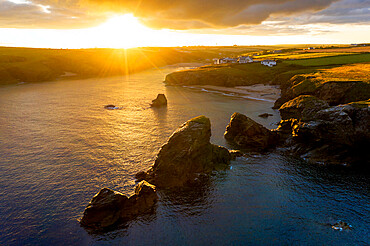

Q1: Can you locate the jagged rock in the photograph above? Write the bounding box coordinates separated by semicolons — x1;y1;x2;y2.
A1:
151;94;167;107
279;95;329;121
135;171;147;182
224;112;279;151
316;81;370;105
229;150;244;160
275;74;370;108
286;104;370;166
80;181;157;230
293;105;355;146
276;119;298;135
80;188;127;230
121;181;157;220
258;113;273;118
137;116;230;187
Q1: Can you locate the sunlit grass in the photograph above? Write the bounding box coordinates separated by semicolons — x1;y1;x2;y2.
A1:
255;52;354;60
285;53;370;66
315;63;370;83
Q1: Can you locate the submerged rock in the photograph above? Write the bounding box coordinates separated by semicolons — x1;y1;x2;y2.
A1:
224;112;279;151
104;104;118;110
332;221;352;231
137;116;231;187
80;181;157;230
229;150;244;160
258;113;273;118
151;94;167;107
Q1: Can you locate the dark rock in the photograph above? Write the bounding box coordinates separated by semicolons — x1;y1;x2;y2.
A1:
316;81;370;106
276;119;298;135
229;150;244;160
151;94;167;107
279;95;329;121
224;112;279;151
285;104;370;166
80;181;157;230
135;171;147;182
104;104;117;110
80;188;128;229
121;181;157;220
332;221;352;231
137;116;231;187
293;105;355;146
258;113;273;118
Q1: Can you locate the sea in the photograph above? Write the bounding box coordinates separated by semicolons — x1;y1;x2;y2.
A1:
0;66;369;245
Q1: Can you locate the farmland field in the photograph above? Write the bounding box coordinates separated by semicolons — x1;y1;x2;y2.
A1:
284;53;370;66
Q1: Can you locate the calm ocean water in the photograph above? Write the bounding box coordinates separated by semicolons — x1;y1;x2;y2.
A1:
0;67;369;245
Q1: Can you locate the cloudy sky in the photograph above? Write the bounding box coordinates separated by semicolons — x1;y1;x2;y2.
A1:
0;0;369;48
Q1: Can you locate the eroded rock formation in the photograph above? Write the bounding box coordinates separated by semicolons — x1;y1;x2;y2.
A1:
224;112;279;151
151;94;167;107
80;181;157;230
136;116;231;187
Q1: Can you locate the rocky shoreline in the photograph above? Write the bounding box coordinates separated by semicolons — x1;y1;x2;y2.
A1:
80;66;369;232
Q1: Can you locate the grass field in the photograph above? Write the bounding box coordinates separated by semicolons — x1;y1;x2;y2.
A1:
255;52;354;60
0;45;310;85
314;63;370;83
1;45;369;86
284;53;370;66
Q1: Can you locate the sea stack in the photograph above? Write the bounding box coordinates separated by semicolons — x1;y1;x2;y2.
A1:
151;94;167;107
136;116;231;187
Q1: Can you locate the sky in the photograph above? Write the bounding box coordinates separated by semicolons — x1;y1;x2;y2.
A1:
0;0;369;48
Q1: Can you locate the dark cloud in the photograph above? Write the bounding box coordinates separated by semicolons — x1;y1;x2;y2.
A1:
0;0;106;28
0;0;368;30
266;0;370;25
84;0;339;29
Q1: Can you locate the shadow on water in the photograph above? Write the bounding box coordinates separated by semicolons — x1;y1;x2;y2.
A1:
151;106;168;123
158;179;214;217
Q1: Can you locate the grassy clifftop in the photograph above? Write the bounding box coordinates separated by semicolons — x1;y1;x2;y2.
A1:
0;45;300;86
165;53;370;87
165;62;317;87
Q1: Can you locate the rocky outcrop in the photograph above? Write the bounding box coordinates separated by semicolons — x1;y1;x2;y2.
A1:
224;112;279;151
136;116;231;187
151;94;167;107
279;95;329;121
280;103;370;166
274;74;370;108
80;181;157;230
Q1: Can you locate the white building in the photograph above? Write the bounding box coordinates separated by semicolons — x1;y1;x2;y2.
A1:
238;56;253;63
261;60;277;67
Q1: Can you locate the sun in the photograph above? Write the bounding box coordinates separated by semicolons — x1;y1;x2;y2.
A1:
91;14;156;48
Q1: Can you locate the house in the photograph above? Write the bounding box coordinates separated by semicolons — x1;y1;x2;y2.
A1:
214;57;240;65
238;56;253;63
261;60;277;67
217;57;237;64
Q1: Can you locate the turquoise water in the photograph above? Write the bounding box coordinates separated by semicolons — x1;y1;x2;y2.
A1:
0;67;369;245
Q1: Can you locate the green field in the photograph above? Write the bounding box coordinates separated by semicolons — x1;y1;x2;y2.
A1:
284;53;370;66
255;52;355;60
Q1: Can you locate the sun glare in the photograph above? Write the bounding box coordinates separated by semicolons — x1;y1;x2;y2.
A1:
91;14;156;48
